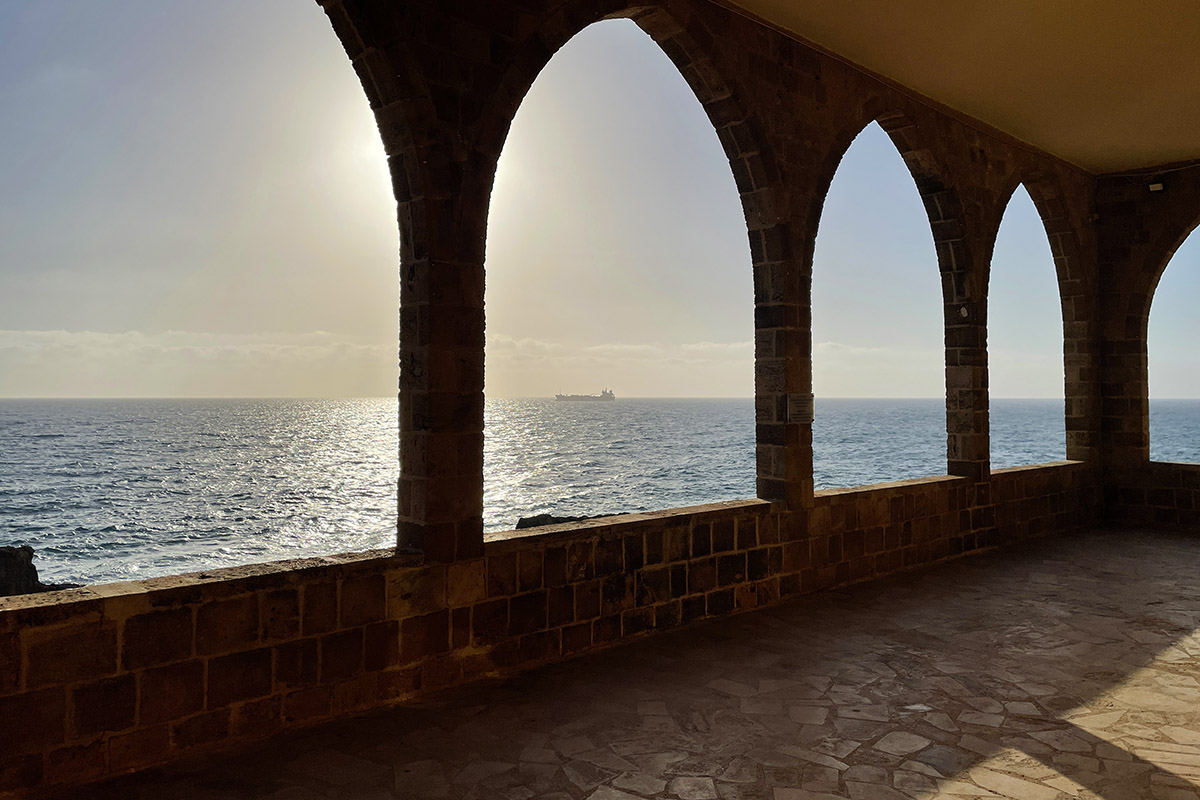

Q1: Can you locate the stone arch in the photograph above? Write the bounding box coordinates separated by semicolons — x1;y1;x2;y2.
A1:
476;5;802;506
985;179;1080;466
1142;217;1200;325
810;106;986;479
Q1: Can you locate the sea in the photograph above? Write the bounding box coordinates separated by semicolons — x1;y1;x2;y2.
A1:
1;397;1197;586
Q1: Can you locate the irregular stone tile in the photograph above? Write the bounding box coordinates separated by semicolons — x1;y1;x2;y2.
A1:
812;738;860;760
708;679;757;698
1002;702;1043;718
557;736;596;757
563;760;615;791
898;759;942;778
453;761;515;786
1028;729;1093;753
800;768;839;793
873;732;930;756
586;787;643;800
576;750;638;773
845;783;910;800
925;712;959;732
637;701;668;716
394;759;451;799
969;767;1060;800
740;697;784;715
520;745;561;764
963;697;1004;714
773;790;844;800
892;769;937;794
839;706;889;723
844;765;888;783
718;758;760;785
612;772;667;795
957;711;1005;728
788;707;828;726
295;750;392;787
670;776;719;800
775;746;848;771
917;744;974;775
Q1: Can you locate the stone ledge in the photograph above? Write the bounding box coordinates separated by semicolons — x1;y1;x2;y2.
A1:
482;499;778;553
814;474;965;497
990;459;1086;476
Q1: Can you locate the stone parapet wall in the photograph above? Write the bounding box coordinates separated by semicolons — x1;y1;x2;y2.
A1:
0;463;1097;795
1105;461;1200;528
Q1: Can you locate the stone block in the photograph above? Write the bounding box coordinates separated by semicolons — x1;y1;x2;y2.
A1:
600;574;634;616
26;623;117;688
261;589;300;641
0;753;43;792
208;648;272;708
508;591;547;637
196;596;258;655
365;620;401;672
0;688;65;755
717;553;746;586
471;598;508;644
140;661;204;725
574;579;601;620
45;740;107;785
400;610;449;663
283;686;332;724
232;695;282;740
274;638;318;688
688;558;717;594
594;538;624;577
517;550;543;591
320;630;364;683
446;560;485;605
0;631;19;694
486;553;517;597
302;583;338;636
72;675;135;737
172;709;230;749
341;574;386;627
547;585;574;627
122;607;193;669
450;607;470;649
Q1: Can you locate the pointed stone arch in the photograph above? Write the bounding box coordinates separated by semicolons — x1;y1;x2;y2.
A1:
811;105;987;479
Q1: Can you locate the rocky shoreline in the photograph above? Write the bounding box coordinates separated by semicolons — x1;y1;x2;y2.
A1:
0;546;81;597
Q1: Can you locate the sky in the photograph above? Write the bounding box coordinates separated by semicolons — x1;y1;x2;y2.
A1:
0;5;1195;398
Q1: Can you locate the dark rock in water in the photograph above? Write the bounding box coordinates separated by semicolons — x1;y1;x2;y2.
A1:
516;513;594;530
0;545;81;597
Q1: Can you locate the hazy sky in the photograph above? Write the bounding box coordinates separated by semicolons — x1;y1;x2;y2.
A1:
0;5;1195;398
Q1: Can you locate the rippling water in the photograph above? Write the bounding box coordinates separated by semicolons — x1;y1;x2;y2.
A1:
1;397;1196;585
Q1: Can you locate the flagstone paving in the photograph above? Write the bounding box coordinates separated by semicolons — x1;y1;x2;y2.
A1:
58;528;1200;799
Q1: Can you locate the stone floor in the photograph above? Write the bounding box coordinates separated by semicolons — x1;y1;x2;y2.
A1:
60;528;1200;800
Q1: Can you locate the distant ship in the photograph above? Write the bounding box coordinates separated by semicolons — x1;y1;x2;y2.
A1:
555;388;615;401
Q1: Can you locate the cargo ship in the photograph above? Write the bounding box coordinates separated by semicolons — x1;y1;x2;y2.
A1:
554;388;615;401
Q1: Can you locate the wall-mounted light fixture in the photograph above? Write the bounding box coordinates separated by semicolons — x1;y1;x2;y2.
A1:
1149;182;1165;192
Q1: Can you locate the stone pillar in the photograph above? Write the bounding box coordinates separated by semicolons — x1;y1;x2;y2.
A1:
320;0;487;563
753;235;812;510
941;243;991;482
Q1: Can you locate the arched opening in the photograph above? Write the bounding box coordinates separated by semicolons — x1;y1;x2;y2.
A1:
483;19;754;531
811;121;945;488
988;184;1066;468
0;1;398;584
1149;226;1200;462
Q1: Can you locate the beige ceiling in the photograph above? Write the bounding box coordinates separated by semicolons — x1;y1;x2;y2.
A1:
723;0;1200;174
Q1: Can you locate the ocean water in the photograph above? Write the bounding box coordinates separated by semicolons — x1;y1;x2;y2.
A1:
1;397;1196;585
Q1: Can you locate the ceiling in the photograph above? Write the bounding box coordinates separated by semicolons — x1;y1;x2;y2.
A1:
723;0;1200;175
